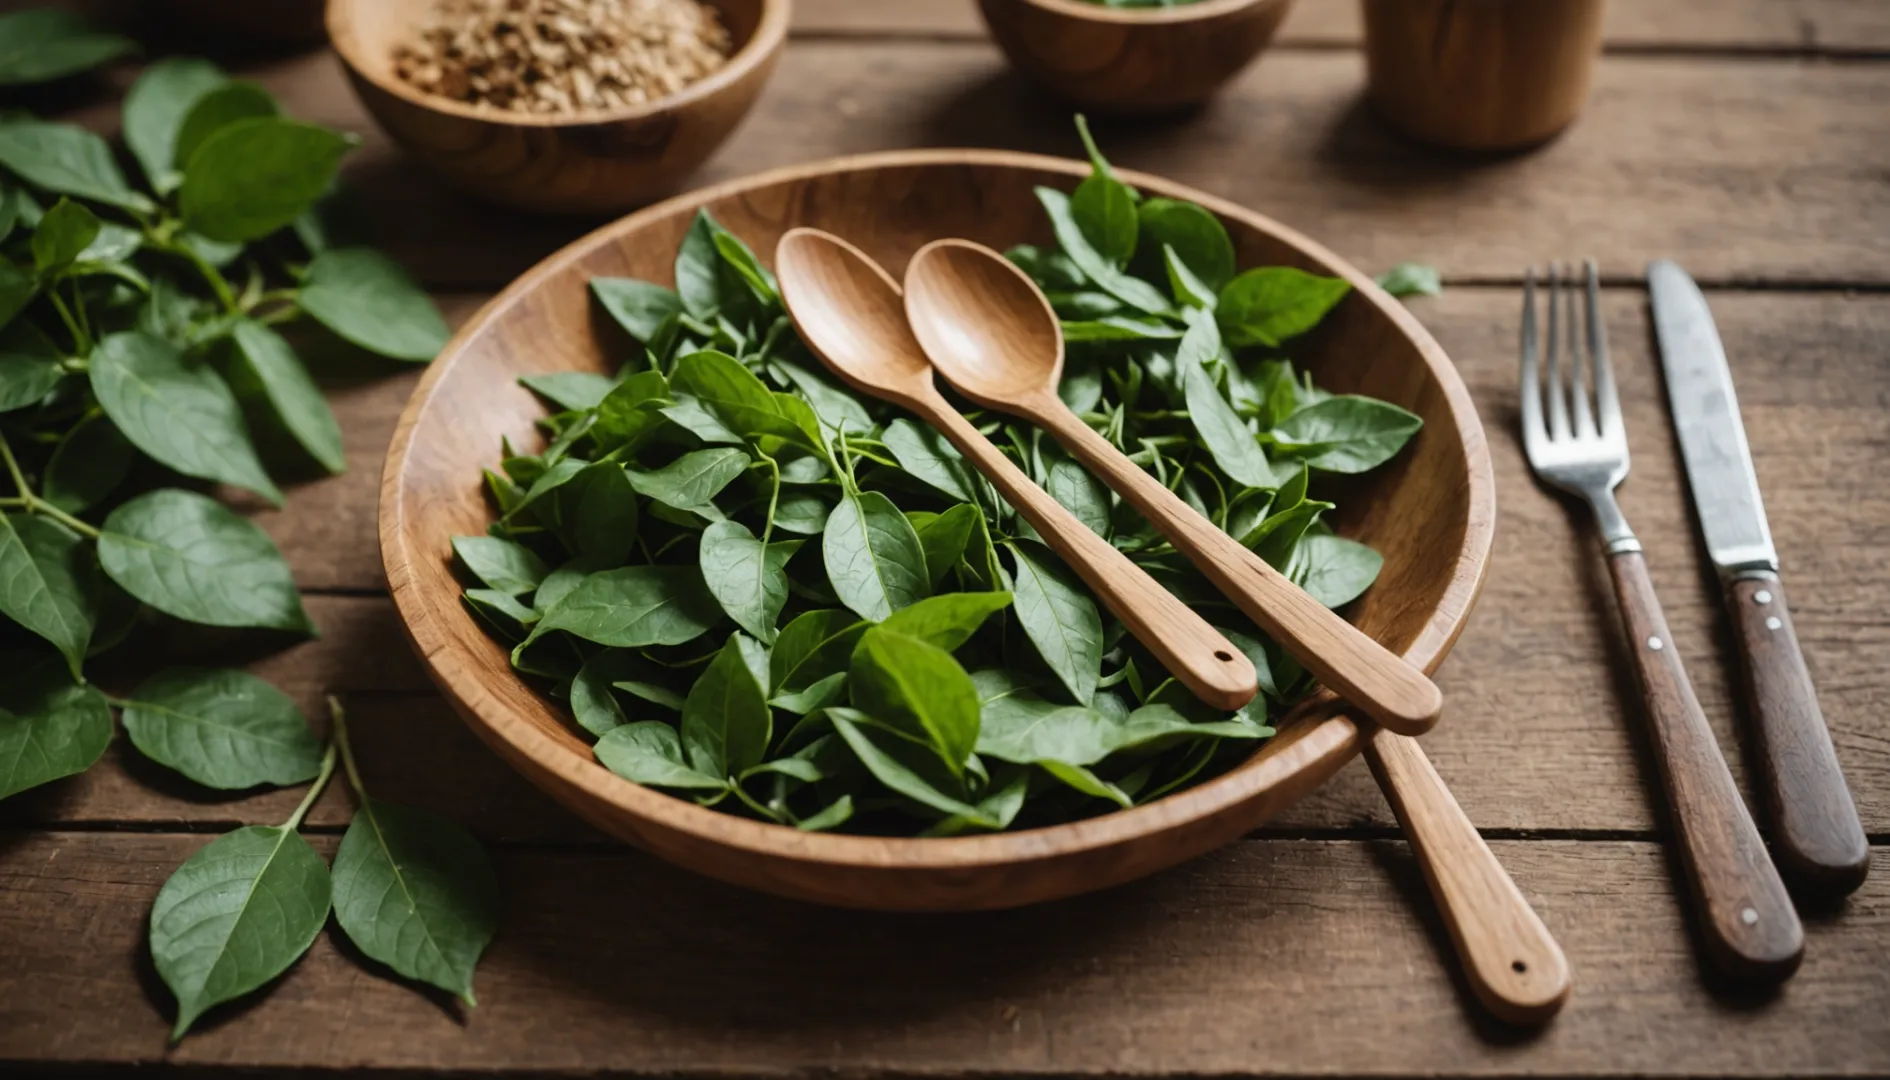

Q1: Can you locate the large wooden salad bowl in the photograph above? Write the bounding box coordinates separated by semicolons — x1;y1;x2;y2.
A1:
380;150;1495;910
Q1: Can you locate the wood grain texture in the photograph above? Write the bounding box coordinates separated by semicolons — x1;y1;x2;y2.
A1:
1;833;1884;1075
1606;550;1801;981
378;151;1492;910
324;0;788;213
1364;726;1571;1024
1728;575;1870;894
1361;0;1607;150
975;0;1294;113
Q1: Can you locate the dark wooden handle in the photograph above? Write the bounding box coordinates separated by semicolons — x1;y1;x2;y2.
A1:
1607;550;1803;981
1726;576;1869;895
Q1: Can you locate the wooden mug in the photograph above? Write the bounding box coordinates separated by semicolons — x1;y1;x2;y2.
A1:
1362;0;1608;151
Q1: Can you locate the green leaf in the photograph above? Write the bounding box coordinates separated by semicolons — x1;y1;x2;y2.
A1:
1177;317;1277;489
0;10;136;88
0;677;112;801
596;721;728;790
0;514;96;679
711;230;780;306
174;81;278;172
771;671;847;715
848;626;981;774
772;356;874;436
452;535;548;595
150;824;330;1040
881;418;979;502
674;209;745;320
772;490;832;537
795;793;854;831
823;490;929;621
591;277;682;343
877;590;1013;654
1005;540;1102;705
99;489;312;632
525;565;720;650
1290;532;1383;609
672;350;801;444
298;248;449;362
0;120;152;212
1376;262;1442;298
624;447;748;510
42;412;136;512
827;709;991;825
1059;315;1182;342
1253;499;1333;570
230;319;345;474
0;258;35;333
571;650;674;735
680;632;772;777
1071;117;1139;265
590;370;669;453
1270;395;1423;474
520;371;614;412
90;331;282;505
699;519;799;643
1035;187;1170;316
1042;447;1111;537
1216;267;1351;348
123;58;228;193
912;504;978;589
31;198;100;273
121;668;323;790
179;118;355;243
769;608;867;694
0;320;61;408
544;461;638;564
331;798;499;1006
1139;199;1235;291
464;588;536;641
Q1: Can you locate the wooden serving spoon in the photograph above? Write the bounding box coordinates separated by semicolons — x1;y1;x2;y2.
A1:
902;239;1444;738
774;227;1258;711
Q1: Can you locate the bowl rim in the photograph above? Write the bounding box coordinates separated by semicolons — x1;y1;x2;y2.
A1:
325;0;790;128
380;147;1495;873
995;0;1291;26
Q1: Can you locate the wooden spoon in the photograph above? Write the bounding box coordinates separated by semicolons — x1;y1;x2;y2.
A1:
774;227;1258;711
902;239;1444;738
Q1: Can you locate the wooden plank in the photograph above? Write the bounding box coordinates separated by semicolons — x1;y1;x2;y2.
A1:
794;0;1890;52
0;833;1883;1075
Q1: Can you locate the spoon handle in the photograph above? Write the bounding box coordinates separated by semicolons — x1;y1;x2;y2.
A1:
1026;395;1443;736
914;392;1258;711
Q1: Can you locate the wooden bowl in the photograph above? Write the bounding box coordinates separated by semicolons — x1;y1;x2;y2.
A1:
325;0;788;215
380;150;1494;910
166;0;329;44
975;0;1295;114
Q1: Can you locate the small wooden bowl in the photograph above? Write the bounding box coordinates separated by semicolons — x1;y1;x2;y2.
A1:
976;0;1295;114
325;0;788;215
381;150;1494;911
166;0;329;44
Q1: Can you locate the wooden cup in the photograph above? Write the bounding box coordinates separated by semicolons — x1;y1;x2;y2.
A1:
1361;0;1608;151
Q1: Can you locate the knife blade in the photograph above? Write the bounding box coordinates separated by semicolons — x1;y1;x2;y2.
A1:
1646;260;1777;577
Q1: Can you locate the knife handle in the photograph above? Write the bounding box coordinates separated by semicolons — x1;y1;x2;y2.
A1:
1726;574;1869;895
1607;550;1802;981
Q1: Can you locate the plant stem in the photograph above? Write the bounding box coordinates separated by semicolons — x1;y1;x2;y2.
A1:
282;742;338;832
169;240;239;313
0;497;24;509
33;501;101;539
330;695;371;804
0;431;32;500
46;291;90;354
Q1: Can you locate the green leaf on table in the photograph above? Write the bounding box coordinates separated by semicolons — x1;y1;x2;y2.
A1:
43;412;136;512
679;632;772;778
827;709;992;824
174;81;278;172
120;668;323;790
1004;540;1102;706
699;519;799;643
123;57;228;193
1139;198;1235;292
876;591;1012;654
591;277;681;343
99;488;312;632
911;503;978;589
848;625;981;774
0;513;97;680
0;677;112;801
524;565;720;650
1035;187;1171;316
229;319;345;474
520;370;613;412
596;720;728;790
1177;316;1277;490
90;331;282;505
452;535;548;596
1269;395;1422;473
769;608;866;695
1376;262;1442;298
882;418;979;503
1216;267;1351;348
0;10;136;88
150;824;331;1040
1290;532;1383;609
298;248;449;362
624;447;748;510
1071;116;1139;265
0;120;151;213
331;798;499;1006
179;118;355;243
31;198;100;273
823;490;928;622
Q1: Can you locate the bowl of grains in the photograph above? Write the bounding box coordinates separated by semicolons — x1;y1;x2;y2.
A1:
328;0;789;214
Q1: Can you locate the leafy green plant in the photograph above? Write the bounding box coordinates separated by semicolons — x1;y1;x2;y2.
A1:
462;118;1425;836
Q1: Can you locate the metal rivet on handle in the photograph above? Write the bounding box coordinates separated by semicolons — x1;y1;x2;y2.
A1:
1647;636;1664;651
1753;590;1773;605
1741;907;1759;926
1766;616;1783;631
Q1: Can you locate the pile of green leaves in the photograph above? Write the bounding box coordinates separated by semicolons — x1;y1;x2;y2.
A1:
459;118;1427;836
1;25;494;1040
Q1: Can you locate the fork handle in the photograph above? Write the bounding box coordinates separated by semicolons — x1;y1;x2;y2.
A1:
1608;549;1802;981
1726;574;1869;895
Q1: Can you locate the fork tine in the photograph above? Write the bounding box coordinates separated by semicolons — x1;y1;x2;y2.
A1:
1565;260;1597;438
1520;266;1546;454
1544;265;1572;441
1585;259;1622;439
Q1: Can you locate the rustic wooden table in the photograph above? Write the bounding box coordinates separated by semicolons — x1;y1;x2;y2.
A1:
3;0;1888;1074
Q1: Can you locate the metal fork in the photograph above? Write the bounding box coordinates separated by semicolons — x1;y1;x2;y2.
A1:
1520;262;1802;982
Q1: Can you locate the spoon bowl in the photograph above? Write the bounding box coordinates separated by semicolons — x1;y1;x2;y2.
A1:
905;239;1066;405
775;228;935;407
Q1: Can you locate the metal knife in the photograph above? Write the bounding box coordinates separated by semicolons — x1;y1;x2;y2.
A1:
1648;260;1869;895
